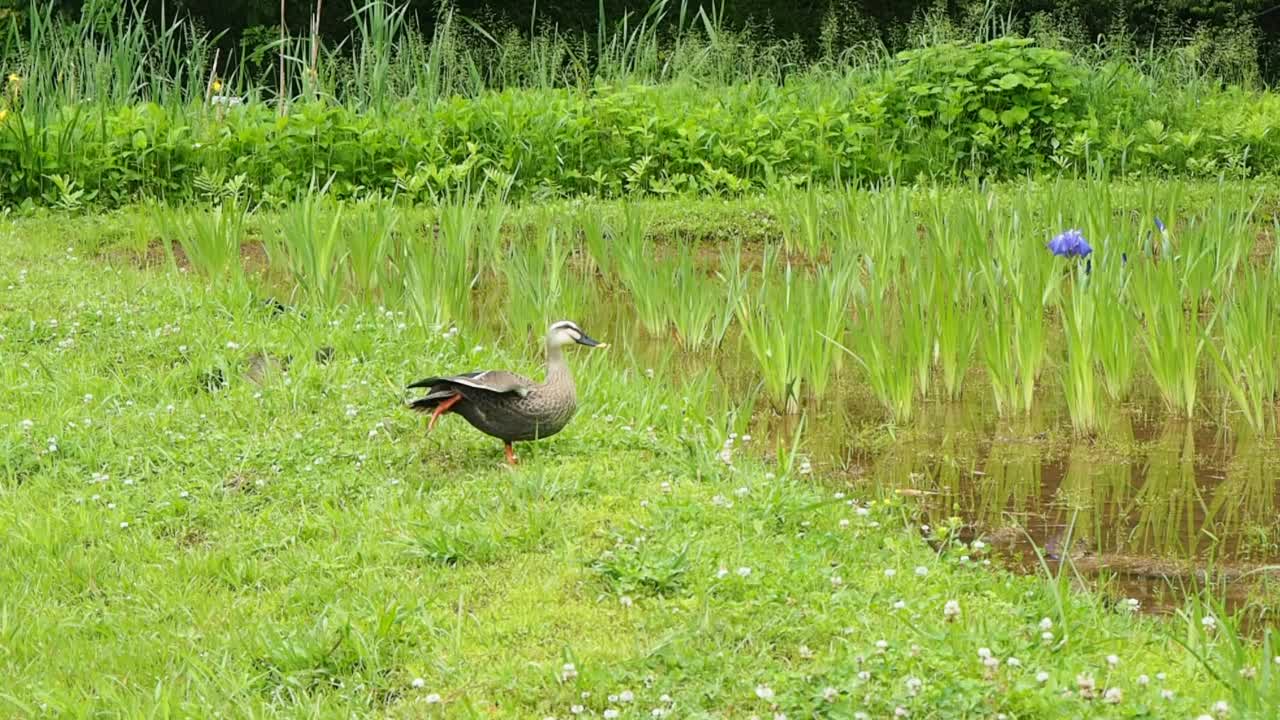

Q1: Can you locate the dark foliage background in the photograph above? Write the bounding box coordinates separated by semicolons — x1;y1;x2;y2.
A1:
2;0;1277;81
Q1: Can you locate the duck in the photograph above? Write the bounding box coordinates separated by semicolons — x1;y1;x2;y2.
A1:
406;320;606;464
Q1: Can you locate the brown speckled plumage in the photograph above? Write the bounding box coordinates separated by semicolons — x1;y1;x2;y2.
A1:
406;321;603;463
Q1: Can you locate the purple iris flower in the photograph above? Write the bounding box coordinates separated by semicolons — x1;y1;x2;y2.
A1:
1154;216;1166;234
1047;229;1092;258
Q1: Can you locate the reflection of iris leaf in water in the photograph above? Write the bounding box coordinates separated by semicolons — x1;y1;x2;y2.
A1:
1132;420;1200;557
980;426;1041;531
1051;445;1103;553
1204;429;1278;560
926;403;982;514
1053;410;1139;557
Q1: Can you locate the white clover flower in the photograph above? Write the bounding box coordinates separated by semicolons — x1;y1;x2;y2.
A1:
875;640;888;651
411;678;425;688
1035;671;1050;684
619;690;634;703
736;567;752;577
831;576;844;587
1106;654;1119;667
1213;700;1230;718
754;684;774;701
561;663;578;682
914;566;928;577
894;707;909;718
1006;657;1021;667
1103;688;1123;704
1137;674;1149;686
892;599;905;610
839;518;851;529
943;600;960;619
905;677;922;696
716;567;729;579
1201;616;1218;631
425;693;442;704
822;687;838;702
857;671;871;682
620;596;634;607
570;705;584;715
1041;631;1054;642
977;647;992;659
1039;617;1053;631
603;710;619;719
1161;690;1174;700
883;568;896;578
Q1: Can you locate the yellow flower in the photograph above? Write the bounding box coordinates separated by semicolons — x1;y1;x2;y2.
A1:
0;109;7;123
211;79;223;94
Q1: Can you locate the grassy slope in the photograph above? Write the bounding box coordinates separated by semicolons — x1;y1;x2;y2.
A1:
0;208;1265;719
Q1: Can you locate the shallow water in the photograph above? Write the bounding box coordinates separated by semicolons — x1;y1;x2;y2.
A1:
548;298;1280;616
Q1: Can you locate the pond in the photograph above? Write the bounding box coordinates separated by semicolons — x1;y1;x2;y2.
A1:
564;307;1280;617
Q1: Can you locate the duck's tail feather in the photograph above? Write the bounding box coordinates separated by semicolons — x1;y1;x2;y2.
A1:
407;388;458;413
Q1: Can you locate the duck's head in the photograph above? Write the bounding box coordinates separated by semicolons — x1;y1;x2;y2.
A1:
547;320;606;349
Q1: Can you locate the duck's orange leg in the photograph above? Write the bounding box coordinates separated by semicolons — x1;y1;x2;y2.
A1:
504;442;518;465
428;393;462;431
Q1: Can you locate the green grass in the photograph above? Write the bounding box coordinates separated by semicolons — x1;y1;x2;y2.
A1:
3;204;1280;718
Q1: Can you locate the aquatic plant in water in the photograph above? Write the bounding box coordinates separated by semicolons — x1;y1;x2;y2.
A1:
1060;285;1101;435
1133;255;1205;418
1209;269;1279;434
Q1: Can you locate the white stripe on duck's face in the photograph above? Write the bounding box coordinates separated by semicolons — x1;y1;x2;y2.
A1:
547;320;604;349
547;320;583;348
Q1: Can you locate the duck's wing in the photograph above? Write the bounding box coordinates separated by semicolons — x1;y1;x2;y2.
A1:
406;370;534;397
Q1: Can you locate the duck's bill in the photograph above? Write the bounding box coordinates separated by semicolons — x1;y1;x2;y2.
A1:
576;333;606;348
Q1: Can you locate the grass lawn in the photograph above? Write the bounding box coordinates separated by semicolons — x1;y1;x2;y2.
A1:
0;208;1272;719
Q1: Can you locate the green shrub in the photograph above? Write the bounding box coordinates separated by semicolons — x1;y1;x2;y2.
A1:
883;38;1086;173
2;42;1280;207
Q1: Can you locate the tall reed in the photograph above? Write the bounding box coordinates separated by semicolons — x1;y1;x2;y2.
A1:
1210;268;1279;434
736;246;855;413
267;192;348;307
